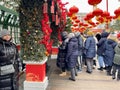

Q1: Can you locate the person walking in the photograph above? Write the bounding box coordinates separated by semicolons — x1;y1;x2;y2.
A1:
74;31;84;72
104;34;117;76
96;32;109;71
112;33;120;80
84;31;96;74
66;33;78;81
0;29;22;90
56;31;68;76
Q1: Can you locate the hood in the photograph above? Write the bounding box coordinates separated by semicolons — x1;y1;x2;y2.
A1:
61;31;68;41
101;32;109;38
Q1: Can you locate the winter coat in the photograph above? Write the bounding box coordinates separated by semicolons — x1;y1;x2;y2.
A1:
66;37;78;69
84;36;96;58
57;39;68;68
0;38;22;90
97;37;107;56
103;39;117;66
113;43;120;65
77;35;84;56
97;32;109;56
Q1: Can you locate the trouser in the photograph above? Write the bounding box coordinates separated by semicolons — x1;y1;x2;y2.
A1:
86;58;93;72
98;56;104;68
77;56;82;71
106;66;112;75
112;64;120;79
70;67;77;80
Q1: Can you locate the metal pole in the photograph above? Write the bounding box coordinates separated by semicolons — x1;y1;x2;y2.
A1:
106;0;108;29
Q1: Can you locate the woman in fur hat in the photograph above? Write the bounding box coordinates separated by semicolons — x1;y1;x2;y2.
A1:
0;29;22;90
84;31;96;74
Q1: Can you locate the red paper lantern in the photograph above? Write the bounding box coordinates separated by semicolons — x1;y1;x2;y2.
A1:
114;7;120;17
101;11;110;17
72;16;77;20
69;6;79;14
67;12;72;17
75;19;80;23
88;0;102;6
93;8;103;16
73;23;78;27
86;12;94;19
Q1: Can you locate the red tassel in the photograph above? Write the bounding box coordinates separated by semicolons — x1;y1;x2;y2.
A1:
43;2;48;14
52;14;55;21
51;1;54;14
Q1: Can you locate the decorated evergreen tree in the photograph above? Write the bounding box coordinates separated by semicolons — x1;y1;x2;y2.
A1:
19;0;46;61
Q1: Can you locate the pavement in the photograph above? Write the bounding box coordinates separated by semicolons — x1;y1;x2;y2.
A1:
19;55;120;90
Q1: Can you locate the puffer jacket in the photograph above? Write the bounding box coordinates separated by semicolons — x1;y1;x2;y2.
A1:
113;43;120;65
66;37;78;69
84;36;96;58
0;38;22;90
104;39;117;66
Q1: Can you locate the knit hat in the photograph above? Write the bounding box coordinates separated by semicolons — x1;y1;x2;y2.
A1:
87;31;93;36
61;31;68;40
0;29;10;38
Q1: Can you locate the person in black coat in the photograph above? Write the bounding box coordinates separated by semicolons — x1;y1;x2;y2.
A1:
57;31;68;76
103;35;117;75
0;29;22;90
66;33;78;81
97;32;109;71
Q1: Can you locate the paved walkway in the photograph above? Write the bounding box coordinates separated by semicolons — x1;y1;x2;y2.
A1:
46;58;120;90
19;56;120;90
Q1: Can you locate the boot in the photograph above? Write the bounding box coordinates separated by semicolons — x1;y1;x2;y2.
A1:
59;72;66;76
112;75;115;79
97;67;103;71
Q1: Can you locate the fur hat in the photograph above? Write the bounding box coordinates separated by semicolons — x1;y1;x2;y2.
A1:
87;31;93;36
68;33;75;39
0;29;10;38
74;31;81;37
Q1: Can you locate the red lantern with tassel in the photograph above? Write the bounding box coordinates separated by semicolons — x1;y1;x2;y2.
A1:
93;8;103;16
88;0;102;6
69;6;79;14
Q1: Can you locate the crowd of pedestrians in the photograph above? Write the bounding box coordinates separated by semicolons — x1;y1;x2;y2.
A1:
56;30;120;81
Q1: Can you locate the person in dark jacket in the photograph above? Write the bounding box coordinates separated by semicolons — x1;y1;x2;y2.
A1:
104;34;117;76
57;31;68;76
95;33;101;42
0;29;22;90
84;31;96;74
97;32;109;71
74;31;84;72
66;33;78;81
112;34;120;80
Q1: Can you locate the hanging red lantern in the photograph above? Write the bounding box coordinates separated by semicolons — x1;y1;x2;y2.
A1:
113;15;118;19
75;19;80;23
114;7;120;17
72;16;77;20
69;6;79;14
67;12;73;17
88;0;102;6
73;23;78;27
93;8;103;16
101;11;110;17
86;12;94;19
